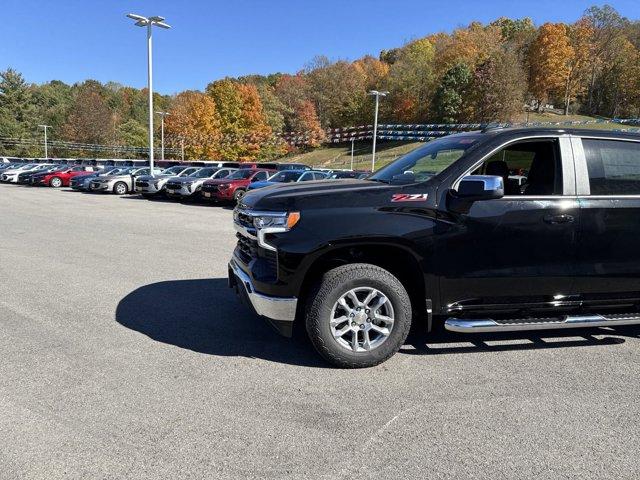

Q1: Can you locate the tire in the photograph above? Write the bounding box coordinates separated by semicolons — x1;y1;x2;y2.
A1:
113;181;128;195
305;263;412;368
233;189;246;203
49;177;63;188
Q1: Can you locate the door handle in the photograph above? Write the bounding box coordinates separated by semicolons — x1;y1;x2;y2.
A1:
543;214;575;224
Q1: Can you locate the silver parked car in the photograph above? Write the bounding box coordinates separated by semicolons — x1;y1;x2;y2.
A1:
165;167;236;200
89;167;162;194
134;166;202;196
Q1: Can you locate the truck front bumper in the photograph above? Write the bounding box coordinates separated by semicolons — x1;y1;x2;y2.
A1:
228;258;297;337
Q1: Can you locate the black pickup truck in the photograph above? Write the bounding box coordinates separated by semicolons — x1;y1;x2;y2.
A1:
229;127;640;368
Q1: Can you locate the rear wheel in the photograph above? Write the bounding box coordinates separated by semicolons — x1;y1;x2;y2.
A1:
49;177;62;188
305;263;412;368
113;181;128;195
233;189;246;203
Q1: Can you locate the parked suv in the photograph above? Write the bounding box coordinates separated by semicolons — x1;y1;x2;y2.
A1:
89;167;160;194
229;127;640;368
164;167;235;200
135;166;201;196
201;168;273;203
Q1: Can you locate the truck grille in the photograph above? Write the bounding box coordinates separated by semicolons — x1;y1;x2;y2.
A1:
234;233;277;280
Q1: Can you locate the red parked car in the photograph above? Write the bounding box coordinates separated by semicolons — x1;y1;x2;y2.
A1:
200;168;274;203
32;166;98;187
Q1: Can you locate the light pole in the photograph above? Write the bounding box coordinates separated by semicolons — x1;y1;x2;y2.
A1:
180;137;185;162
38;125;51;158
350;137;355;171
368;90;388;172
155;111;170;161
126;13;171;174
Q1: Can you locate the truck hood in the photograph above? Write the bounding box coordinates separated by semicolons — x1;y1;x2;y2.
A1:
240;179;395;211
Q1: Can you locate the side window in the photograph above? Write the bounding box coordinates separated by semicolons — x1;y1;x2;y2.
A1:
255;172;267;181
583;139;640;195
300;173;313;181
472;139;563;196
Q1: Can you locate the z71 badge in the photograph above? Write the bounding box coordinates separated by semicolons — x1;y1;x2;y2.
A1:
391;193;429;202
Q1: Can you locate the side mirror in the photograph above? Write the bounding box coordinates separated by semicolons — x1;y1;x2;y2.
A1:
448;175;504;213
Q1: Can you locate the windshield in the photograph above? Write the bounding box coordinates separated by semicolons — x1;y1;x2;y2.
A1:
227;169;255;180
191;168;216;178
179;168;200;176
368;134;481;183
269;171;303;183
162;166;184;175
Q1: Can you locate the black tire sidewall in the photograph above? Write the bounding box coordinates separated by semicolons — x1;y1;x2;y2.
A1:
233;189;245;202
306;264;411;368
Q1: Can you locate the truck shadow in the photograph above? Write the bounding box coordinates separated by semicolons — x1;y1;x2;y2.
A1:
115;278;326;368
116;278;636;366
402;325;634;356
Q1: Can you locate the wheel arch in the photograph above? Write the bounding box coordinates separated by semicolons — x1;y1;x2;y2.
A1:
296;241;430;330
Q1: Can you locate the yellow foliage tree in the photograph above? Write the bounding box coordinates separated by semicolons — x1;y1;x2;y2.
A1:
528;23;573;109
165;91;221;159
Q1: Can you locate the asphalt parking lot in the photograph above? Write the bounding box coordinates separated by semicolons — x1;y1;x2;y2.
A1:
2;184;640;480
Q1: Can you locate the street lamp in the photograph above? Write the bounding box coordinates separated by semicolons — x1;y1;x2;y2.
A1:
38;125;51;158
126;13;171;173
155;111;170;161
368;90;388;172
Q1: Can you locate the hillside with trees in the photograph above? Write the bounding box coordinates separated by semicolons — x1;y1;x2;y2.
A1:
0;5;638;160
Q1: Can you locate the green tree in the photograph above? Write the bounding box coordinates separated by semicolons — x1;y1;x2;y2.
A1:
432;63;472;123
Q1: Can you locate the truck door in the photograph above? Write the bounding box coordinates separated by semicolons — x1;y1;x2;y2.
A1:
572;136;640;303
437;136;580;314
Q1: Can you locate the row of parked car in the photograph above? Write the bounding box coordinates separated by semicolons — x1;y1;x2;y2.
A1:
0;159;369;203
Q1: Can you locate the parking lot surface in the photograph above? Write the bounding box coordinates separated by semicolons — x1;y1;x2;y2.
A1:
1;185;640;480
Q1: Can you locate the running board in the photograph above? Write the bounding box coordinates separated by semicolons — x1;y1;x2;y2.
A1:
445;313;640;333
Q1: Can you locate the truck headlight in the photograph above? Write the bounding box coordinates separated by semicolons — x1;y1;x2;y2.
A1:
253;212;300;230
250;211;301;252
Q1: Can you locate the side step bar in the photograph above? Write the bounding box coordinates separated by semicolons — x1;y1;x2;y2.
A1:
445;313;640;333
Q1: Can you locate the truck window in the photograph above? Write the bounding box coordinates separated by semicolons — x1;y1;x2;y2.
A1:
583;139;640;195
474;139;563;196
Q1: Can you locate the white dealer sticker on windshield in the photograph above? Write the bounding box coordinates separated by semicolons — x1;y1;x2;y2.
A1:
391;193;428;202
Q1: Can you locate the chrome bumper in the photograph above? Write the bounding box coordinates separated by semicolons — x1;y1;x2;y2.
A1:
228;259;297;323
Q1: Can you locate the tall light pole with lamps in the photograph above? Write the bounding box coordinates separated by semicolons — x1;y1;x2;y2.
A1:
368;90;388;172
126;13;171;173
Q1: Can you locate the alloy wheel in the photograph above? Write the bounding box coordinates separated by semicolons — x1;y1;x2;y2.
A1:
329;287;395;352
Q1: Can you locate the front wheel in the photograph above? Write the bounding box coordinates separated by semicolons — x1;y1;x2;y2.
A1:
305;263;412;368
233;189;246;203
113;181;128;195
49;177;62;188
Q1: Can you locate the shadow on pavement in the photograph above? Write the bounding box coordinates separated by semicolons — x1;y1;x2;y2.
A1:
116;277;639;366
115;278;325;368
402;324;636;356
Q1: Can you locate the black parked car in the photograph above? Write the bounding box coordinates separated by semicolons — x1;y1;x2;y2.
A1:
229;127;640;367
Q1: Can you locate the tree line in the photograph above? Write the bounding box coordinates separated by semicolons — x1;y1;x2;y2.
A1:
0;5;638;160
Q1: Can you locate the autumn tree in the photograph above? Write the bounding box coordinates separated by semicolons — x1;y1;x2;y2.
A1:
469;50;527;122
386;38;436;121
528;23;573;110
62;81;115;145
165;90;221;159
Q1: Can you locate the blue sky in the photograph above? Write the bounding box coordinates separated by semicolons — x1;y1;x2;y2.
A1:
1;0;637;94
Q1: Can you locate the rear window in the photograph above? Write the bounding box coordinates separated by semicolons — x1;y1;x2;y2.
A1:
583;139;640;195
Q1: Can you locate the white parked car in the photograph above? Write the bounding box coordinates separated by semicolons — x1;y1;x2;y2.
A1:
0;163;54;183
